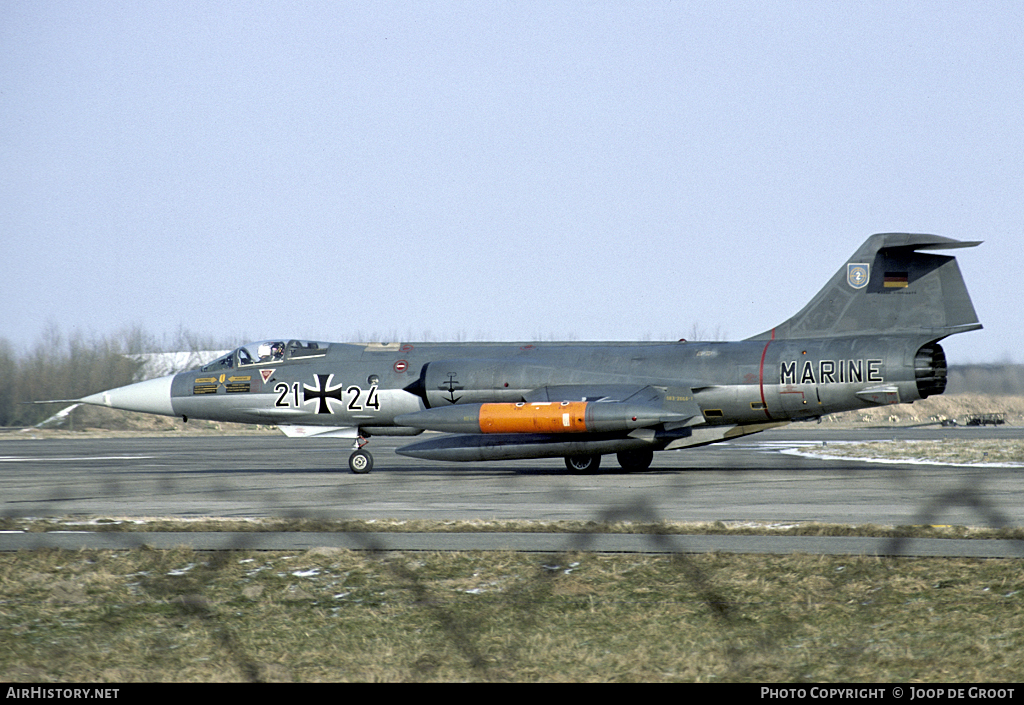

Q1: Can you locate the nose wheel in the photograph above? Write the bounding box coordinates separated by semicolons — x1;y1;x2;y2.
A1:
348;436;373;474
348;450;373;473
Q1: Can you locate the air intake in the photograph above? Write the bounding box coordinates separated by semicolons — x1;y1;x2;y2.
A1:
915;343;947;398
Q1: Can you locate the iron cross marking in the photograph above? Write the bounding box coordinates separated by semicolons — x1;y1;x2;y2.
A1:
303;374;344;414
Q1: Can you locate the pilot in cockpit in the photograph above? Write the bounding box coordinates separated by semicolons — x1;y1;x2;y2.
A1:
258;342;285;362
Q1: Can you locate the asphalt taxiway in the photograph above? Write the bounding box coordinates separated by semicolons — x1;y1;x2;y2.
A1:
2;426;1022;555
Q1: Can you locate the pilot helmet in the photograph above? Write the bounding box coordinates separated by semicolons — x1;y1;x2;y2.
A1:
257;343;272;359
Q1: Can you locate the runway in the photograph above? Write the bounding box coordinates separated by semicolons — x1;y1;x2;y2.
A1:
2;426;1022;555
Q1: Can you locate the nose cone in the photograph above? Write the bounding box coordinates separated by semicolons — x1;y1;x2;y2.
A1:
80;375;177;417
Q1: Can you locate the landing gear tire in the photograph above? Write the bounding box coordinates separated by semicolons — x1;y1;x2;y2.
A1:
349;449;373;474
565;454;601;474
616;449;654;472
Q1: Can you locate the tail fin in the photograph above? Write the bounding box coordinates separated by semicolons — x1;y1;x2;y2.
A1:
747;233;982;341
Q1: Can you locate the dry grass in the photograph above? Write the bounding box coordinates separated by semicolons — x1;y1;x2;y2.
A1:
805;439;1024;465
1;548;1022;682
7;405;276;437
3;516;1022;540
823;393;1024;427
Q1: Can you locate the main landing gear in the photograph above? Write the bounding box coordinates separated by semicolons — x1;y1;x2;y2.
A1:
348;436;373;474
565;454;601;473
615;449;654;472
564;449;655;473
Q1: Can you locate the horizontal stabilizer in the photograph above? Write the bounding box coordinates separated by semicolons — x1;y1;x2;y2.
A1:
748;233;982;340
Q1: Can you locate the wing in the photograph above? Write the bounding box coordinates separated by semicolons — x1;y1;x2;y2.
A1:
393;384;703;436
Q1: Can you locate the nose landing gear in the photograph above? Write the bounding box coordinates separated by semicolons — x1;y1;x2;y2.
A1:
348;436;373;473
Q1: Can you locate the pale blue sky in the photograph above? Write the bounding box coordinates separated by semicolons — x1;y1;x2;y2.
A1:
3;1;1021;362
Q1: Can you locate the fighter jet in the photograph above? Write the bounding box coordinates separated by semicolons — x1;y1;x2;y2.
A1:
69;233;981;473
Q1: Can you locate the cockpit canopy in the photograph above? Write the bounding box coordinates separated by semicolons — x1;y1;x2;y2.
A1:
200;340;329;371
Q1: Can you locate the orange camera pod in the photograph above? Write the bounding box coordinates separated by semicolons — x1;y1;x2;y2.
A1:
478;401;589;434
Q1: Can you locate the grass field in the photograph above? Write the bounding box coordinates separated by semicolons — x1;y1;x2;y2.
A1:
2;545;1023;682
798;439;1024;466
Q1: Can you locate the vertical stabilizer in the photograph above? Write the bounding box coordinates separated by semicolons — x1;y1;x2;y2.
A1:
747;233;982;341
